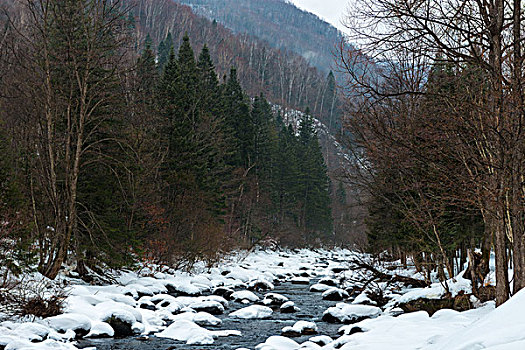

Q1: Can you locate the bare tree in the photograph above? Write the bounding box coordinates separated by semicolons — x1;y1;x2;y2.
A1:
3;0;131;279
341;0;525;305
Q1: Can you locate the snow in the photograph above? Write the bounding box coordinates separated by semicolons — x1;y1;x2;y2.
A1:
231;290;259;302
156;319;240;345
171;311;222;326
323;303;382;323
428;288;525;349
86;321;114;338
310;283;333;292
395;272;472;304
255;335;300;350
262;292;289;305
281;320;317;335
2;247;524;350
40;313;91;335
229;305;273;319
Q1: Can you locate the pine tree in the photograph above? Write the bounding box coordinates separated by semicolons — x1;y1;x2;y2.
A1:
222;67;252;168
197;44;220;114
297;108;332;240
137;36;158;101
157;32;173;71
275;123;300;225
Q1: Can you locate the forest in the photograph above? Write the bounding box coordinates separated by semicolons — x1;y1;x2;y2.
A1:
3;0;525;349
174;0;343;75
341;0;525;306
0;0;333;280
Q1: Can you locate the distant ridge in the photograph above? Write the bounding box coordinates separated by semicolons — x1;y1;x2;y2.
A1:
174;0;344;74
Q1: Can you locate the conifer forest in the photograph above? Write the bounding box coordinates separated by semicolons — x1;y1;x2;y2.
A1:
3;1;525;349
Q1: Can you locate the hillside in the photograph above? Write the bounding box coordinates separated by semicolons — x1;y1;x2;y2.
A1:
126;0;360;245
129;0;343;131
174;0;344;74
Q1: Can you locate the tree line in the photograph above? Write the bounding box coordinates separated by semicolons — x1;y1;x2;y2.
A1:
0;0;332;280
342;0;525;305
175;0;343;76
127;0;343;134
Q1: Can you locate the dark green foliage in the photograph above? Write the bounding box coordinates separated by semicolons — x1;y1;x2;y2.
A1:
157;32;173;71
1;4;336;275
296;109;333;240
222;68;253;168
137;36;158;99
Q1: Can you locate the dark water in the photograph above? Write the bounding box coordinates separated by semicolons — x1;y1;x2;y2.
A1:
78;280;343;350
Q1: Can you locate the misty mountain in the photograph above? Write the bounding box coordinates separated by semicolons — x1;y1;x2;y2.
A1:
174;0;345;74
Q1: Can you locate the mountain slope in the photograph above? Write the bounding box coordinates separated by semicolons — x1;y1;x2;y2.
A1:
174;0;343;74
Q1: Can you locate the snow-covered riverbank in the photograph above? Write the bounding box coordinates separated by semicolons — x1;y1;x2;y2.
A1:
0;249;523;349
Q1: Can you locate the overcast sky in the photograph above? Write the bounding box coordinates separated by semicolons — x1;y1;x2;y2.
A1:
289;0;351;34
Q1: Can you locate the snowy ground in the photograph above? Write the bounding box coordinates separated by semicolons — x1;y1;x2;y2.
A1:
0;249;523;350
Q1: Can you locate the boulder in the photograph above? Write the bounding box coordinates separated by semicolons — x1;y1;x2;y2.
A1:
280;301;298;313
188;301;225;315
322;303;381;324
322;288;349;301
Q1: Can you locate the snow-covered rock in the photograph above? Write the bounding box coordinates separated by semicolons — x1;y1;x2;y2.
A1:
291;277;310;285
322;287;349;301
172;311;222;327
318;277;338;286
281;321;317;337
12;323;50;342
156;319;240;345
352;291;375;305
86;321;114;338
4;339;81;350
156;319;214;345
101;306;142;337
322;303;381;324
231;290;259;303
188;300;225;315
230;305;273;319
41;313;91;338
248;279;274;291
255;335;300;350
280;301;299;313
309;335;333;346
309;283;332;293
262;293;289;306
213;286;234;299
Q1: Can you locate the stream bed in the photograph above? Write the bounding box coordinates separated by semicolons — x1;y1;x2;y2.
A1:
78;279;343;349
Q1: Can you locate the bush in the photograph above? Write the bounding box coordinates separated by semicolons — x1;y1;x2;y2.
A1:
20;295;63;318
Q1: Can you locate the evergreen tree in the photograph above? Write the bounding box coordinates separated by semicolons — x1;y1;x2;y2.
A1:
137;35;158;100
297;108;332;239
274;123;300;224
157;32;173;71
197;44;220;114
222;67;252;168
251;94;278;183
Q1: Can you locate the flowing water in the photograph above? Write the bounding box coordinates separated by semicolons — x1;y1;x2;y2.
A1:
78;279;343;349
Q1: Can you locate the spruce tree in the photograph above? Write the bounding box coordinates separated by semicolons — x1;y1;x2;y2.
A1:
197;44;220;114
222;67;252;168
137;35;158;100
297;108;332;239
157;32;173;71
